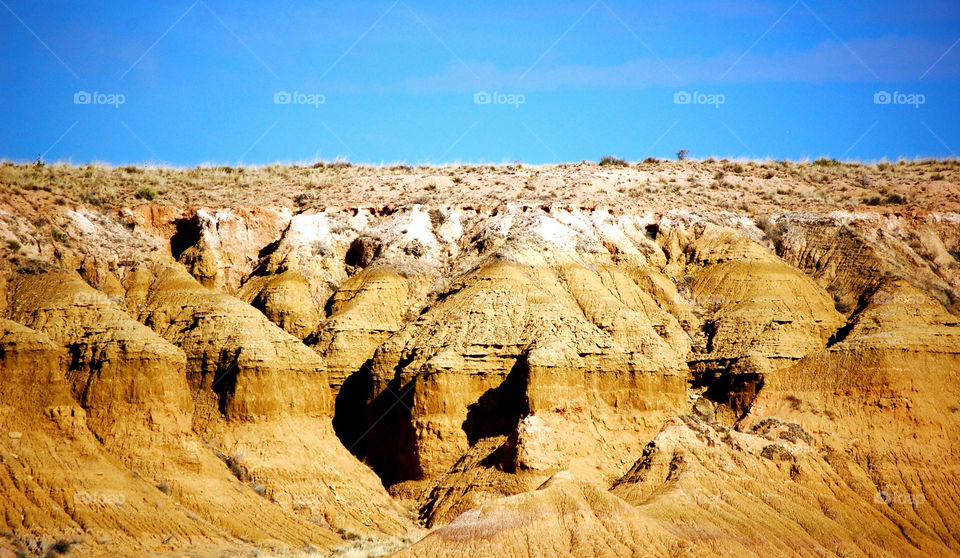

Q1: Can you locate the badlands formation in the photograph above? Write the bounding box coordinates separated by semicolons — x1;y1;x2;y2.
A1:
0;159;958;557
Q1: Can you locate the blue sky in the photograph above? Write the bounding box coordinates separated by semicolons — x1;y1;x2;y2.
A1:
1;0;958;165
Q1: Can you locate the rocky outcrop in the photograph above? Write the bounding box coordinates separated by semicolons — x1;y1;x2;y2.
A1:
362;257;689;499
611;416;955;556
652;223;846;423
236;210;361;340
403;410;958;557
123;261;329;422
5;271;191;447
777;214;960;313
311;266;410;390
0;320;231;556
171;208;292;292
735;277;960;556
1;272;361;551
122;260;412;537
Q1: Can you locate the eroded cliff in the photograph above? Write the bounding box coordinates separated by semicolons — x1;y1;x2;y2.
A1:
1;160;958;556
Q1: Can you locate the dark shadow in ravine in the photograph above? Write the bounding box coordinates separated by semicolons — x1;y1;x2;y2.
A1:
462;357;530;446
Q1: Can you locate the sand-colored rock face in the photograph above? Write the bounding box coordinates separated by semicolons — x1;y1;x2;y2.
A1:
645;222;848;424
5;271;191;445
734;278;960;558
239;269;322;339
0;320;231;556
1;270;406;553
361;258;690;490
313;266;410;391
2;162;960;557
609;416;958;556
173;207;293;292
405;411;958;556
398;472;695;558
778;215;960;314
120;260;412;537
675;224;844;367
124;261;330;422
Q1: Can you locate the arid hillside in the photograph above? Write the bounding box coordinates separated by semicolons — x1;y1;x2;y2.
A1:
0;160;958;557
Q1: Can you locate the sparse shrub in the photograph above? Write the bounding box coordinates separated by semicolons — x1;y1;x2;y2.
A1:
41;539;73;557
778;422;814;445
451;175;463;184
885;193;907;204
813;157;840;167
756;216;787;248
156;481;171;495
599;155;627;167
642;157;660;164
337;528;361;541
50;227;68;244
760;443;793;461
7;239;21;252
294;192;314;206
34;154;45;168
752;417;782;437
863;195;882;206
931;173;945;181
136;186;157;200
860;175;872;187
723;162;745;174
676;149;689;160
784;394;802;409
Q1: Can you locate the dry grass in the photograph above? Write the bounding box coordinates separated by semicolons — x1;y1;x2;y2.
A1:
1;158;958;215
